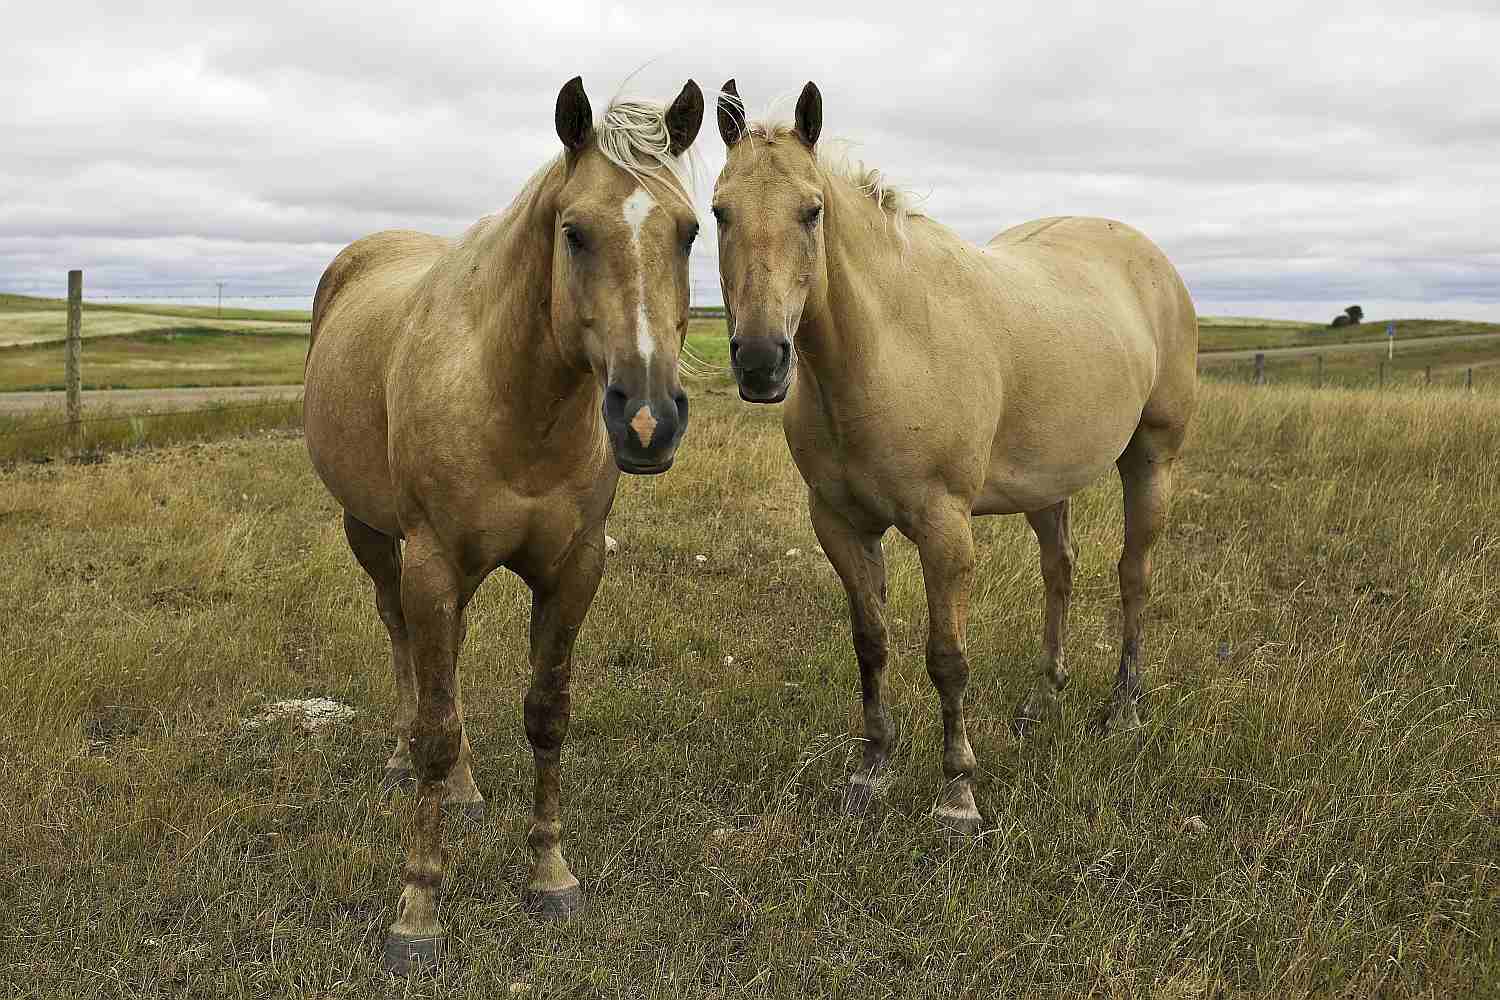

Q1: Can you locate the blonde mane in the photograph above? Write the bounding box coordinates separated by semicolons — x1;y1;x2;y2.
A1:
595;98;699;212
727;94;921;239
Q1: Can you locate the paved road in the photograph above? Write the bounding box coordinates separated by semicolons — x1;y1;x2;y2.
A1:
0;384;304;415
1198;331;1500;365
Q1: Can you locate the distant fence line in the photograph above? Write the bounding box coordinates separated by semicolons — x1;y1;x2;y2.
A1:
1201;351;1486;392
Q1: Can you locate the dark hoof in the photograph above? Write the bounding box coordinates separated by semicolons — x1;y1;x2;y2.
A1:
380;766;414;795
443;799;486;823
1100;695;1145;736
843;775;879;817
525;884;584;921
932;805;983;837
1013;690;1062;739
382;931;447;975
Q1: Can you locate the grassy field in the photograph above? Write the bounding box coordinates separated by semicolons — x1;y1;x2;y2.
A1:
1195;318;1500;354
1202;336;1500;391
2;380;1497;997
0;293;730;394
0;330;314;392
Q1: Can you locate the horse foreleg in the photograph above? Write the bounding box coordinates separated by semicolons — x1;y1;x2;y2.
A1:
1108;439;1177;733
382;537;472;973
809;492;892;816
522;533;605;920
911;502;982;836
1014;500;1075;733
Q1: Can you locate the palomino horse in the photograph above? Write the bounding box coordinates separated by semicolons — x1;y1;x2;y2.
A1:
304;77;704;970
712;81;1197;833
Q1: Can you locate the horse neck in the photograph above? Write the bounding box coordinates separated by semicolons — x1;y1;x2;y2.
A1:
464;159;590;406
797;180;923;385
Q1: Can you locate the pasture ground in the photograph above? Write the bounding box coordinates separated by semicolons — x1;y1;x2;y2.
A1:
2;381;1497;998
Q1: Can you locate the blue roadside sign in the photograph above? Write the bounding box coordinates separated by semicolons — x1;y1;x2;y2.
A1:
1387;322;1396;337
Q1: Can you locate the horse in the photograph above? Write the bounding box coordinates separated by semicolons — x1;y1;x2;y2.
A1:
710;80;1197;834
303;76;704;971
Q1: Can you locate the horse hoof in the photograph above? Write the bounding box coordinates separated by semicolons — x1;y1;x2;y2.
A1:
1013;695;1061;738
380;766;414;795
932;804;983;837
1101;700;1144;735
382;931;447;975
526;884;584;921
443;799;486;823
843;775;880;817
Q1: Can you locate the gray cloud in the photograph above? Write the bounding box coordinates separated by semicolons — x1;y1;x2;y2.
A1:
3;0;1496;320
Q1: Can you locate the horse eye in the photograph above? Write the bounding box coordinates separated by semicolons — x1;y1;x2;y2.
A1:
562;224;586;253
801;204;823;226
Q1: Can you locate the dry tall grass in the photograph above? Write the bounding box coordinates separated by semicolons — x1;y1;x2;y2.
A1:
1;382;1495;997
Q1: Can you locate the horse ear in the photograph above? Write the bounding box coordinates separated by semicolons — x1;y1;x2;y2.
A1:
555;76;593;153
665;80;704;157
717;78;744;147
794;81;822;147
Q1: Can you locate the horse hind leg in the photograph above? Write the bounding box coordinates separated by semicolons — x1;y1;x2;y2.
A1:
343;513;483;816
1106;428;1179;734
1014;499;1075;735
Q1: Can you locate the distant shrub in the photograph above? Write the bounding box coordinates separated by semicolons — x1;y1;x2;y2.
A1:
1346;305;1364;325
1331;314;1352;328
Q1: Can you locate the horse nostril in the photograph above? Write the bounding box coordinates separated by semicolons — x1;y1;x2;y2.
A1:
604;386;628;420
729;339;741;364
779;341;791;368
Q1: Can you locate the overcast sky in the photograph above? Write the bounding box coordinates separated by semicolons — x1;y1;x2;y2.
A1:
4;1;1496;321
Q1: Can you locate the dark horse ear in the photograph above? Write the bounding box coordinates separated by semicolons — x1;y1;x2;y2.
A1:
664;80;704;157
555;76;593;153
794;81;822;147
717;78;745;147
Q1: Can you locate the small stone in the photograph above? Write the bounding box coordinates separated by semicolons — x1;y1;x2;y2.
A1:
722;655;735;667
1181;815;1209;835
604;535;619;555
1216;641;1232;662
695;554;707;564
785;548;801;557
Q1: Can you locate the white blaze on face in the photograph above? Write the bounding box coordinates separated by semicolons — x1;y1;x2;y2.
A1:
622;186;658;365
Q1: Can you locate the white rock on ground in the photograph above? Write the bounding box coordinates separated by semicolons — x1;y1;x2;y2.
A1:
785;548;801;557
695;554;707;564
244;697;355;733
604;535;619;555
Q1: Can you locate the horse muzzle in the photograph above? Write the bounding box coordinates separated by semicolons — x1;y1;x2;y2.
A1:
730;334;792;404
603;385;689;475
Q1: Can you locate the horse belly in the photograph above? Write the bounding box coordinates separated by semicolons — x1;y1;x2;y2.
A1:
973;404;1142;515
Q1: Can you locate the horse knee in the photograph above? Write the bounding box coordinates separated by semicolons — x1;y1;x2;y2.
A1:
524;686;572;755
410;707;461;782
925;642;969;692
852;623;888;669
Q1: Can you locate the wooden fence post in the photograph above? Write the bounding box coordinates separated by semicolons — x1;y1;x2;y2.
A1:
1254;352;1265;385
66;269;82;445
1317;354;1324;388
1379;360;1385;389
1467;368;1473;393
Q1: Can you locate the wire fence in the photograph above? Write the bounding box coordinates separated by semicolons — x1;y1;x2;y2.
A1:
0;397;305;439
